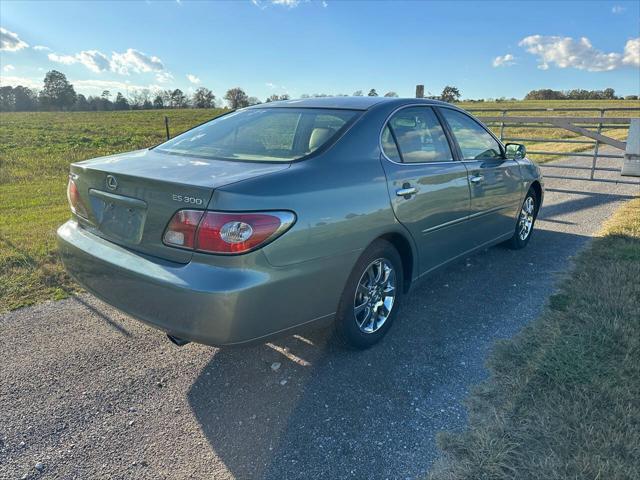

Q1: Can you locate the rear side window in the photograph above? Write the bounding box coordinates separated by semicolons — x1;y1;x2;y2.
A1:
381;126;401;162
440;108;503;160
383;107;453;163
157;108;358;162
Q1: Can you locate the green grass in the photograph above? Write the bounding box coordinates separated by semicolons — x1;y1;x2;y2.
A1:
1;108;226;311
428;198;640;480
0;100;638;311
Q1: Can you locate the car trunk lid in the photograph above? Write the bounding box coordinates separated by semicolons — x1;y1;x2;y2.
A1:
70;148;290;263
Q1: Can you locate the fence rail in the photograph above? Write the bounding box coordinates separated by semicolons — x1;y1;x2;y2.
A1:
466;106;640;185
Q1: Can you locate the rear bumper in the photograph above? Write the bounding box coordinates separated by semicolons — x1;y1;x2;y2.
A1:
57;221;353;346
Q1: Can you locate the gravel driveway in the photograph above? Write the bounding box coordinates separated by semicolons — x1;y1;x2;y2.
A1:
1;152;638;480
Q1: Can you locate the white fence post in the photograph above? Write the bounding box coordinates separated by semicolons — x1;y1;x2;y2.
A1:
621;118;640;177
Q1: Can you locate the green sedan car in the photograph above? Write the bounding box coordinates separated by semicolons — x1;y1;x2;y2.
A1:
57;97;543;349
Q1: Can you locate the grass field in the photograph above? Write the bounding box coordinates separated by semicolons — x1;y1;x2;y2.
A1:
1;100;638;311
1;108;226;311
459;99;639;162
427;197;640;480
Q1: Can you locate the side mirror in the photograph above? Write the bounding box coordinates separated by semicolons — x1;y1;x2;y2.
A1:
505;143;526;160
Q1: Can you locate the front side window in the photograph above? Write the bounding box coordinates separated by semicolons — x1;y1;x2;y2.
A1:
384;107;453;163
157;108;358;162
440;108;503;160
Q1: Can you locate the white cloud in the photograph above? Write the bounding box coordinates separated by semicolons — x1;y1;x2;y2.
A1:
3;64;15;72
0;75;40;88
48;52;77;65
272;0;301;6
1;27;29;52
47;47;166;76
111;48;164;74
72;79;135;90
252;0;306;8
72;79;162;94
519;35;639;71
492;53;516;67
186;74;200;84
623;38;640;67
33;45;51;51
322;0;328;6
77;50;111;72
49;50;112;73
612;5;625;14
156;71;174;83
266;82;287;90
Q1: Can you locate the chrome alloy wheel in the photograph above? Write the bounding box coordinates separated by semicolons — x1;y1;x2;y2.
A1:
353;258;396;334
518;196;535;241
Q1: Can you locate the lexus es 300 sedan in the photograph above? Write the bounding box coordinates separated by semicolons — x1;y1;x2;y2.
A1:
58;97;543;349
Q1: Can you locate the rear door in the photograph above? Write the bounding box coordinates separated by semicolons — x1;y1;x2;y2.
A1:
438;107;523;247
380;106;473;275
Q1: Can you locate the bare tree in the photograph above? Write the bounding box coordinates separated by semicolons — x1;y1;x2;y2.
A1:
192;87;215;108
170;89;187;108
152;94;164;109
224;87;249;109
161;89;173;107
352;90;363;96
384;91;399;97
265;94;290;103
129;89;151;109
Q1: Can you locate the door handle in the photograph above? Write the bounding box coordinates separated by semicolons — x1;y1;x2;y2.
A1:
396;186;417;197
469;175;484;184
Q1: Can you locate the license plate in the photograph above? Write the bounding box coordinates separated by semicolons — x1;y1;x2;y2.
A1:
89;190;147;244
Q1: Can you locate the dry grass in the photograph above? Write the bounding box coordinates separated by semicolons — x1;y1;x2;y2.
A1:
460;99;639;163
428;198;640;480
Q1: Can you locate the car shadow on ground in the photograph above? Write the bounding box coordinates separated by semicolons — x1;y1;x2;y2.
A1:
539;188;637;220
186;226;596;479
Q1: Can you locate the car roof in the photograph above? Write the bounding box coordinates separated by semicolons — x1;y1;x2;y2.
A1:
250;96;452;111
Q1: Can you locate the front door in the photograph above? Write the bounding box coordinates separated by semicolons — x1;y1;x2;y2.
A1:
438;107;523;246
380;106;473;275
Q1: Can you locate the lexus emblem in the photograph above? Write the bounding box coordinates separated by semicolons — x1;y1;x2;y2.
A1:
106;175;118;191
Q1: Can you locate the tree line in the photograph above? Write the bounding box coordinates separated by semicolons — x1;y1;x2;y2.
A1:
0;71;404;112
0;70;431;112
1;70;221;112
524;88;637;101
1;69;635;112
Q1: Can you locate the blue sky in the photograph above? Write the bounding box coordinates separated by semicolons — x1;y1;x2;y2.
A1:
1;0;639;101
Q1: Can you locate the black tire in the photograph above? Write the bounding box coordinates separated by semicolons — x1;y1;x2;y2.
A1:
334;239;404;349
506;187;538;250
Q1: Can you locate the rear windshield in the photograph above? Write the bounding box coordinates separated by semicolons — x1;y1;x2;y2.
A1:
156;107;359;162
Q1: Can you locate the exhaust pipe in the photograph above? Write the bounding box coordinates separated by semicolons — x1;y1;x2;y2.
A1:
167;334;190;347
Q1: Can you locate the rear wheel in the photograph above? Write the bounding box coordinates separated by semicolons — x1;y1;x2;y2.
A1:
506;188;538;249
334;240;404;349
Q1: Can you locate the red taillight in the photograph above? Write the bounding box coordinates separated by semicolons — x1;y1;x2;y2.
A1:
163;210;295;255
67;176;88;218
162;210;204;249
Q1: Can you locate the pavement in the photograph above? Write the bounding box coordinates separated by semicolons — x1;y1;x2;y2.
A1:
1;152;639;480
